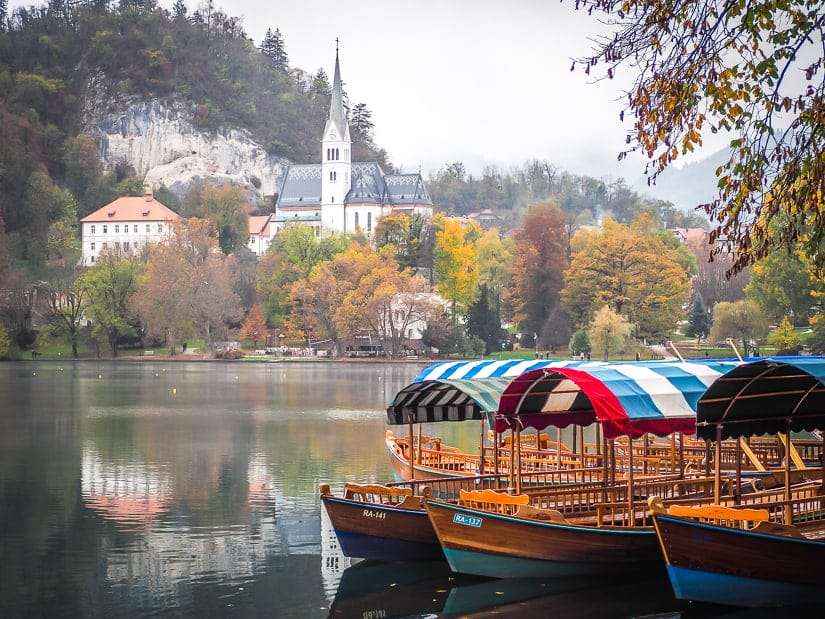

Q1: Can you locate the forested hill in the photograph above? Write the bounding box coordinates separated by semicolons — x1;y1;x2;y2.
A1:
0;0;388;262
0;0;709;274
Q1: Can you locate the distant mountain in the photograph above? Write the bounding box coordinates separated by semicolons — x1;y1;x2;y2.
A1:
632;148;729;212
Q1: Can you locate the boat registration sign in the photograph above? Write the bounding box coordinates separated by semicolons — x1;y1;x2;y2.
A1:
453;513;482;527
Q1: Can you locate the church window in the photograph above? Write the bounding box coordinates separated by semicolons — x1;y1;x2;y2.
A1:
332;196;334;203
354;212;359;228
335;148;339;160
367;212;372;231
330;171;336;181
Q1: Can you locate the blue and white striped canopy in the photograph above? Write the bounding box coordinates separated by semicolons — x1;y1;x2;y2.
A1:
413;359;600;382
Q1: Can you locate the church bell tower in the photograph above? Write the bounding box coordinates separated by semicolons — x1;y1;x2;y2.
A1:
321;42;352;232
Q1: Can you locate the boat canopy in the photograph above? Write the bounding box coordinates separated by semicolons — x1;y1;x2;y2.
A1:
386;377;513;426
413;359;595;382
696;357;825;440
495;361;740;439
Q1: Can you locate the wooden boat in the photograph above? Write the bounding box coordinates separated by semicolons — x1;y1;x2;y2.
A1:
326;359;750;566
649;357;825;607
424;360;764;578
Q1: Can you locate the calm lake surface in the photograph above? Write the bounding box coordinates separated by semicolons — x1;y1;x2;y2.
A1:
0;360;771;618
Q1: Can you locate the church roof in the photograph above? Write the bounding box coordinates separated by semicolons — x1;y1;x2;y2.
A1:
277;164;322;207
277;162;432;208
384;173;432;205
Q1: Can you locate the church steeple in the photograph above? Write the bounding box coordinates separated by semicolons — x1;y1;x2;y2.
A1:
321;40;351;233
328;42;347;138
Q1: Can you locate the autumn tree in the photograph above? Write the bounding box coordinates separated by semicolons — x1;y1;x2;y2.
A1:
256;225;347;325
40;261;88;358
80;251;142;356
433;216;481;322
766;316;803;355
575;1;825;276
508;202;570;349
338;260;438;358
187;183;251;255
708;300;769;356
561;216;691;341
587;305;633;362
132;219;242;353
692;248;749;309
745;249;815;326
373;211;428;271
240;304;268;347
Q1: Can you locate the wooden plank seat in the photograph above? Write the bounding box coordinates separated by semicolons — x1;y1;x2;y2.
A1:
648;496;769;529
459;488;529;515
340;482;424;510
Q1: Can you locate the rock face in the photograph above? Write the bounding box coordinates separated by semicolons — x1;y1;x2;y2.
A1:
82;78;287;204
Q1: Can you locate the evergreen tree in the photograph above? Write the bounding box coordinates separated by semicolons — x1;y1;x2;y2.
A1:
259;27;289;72
684;293;711;341
465;283;505;355
172;0;187;18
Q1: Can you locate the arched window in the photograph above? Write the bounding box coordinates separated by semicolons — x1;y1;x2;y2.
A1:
367;212;372;231
354;212;359;228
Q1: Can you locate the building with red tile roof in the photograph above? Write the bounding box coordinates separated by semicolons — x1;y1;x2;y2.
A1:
80;192;180;265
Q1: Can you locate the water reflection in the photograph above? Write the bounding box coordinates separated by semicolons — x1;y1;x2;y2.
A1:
1;361;422;618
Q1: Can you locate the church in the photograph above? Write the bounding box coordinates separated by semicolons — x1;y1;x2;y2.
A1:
270;49;433;238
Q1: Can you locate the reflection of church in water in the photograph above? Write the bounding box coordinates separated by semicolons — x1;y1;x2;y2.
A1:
80;446;341;606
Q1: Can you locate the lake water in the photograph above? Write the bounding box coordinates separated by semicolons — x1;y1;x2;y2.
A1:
0;360;762;618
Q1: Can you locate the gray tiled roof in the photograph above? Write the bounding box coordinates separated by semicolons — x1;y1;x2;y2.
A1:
277;163;432;208
277;164;322;207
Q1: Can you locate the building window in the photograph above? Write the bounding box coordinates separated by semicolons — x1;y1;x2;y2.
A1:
103;225;107;234
354;212;359;228
335;147;339;160
331;196;334;203
90;255;95;263
367;212;372;232
102;242;108;250
91;225;96;234
330;171;336;181
124;241;130;251
133;225;138;233
146;224;150;233
115;224;120;233
157;224;163;233
90;242;95;251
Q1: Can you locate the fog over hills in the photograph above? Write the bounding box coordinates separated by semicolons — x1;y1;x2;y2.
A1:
632;148;730;217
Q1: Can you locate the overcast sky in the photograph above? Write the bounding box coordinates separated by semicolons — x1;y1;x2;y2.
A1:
7;0;723;187
206;0;651;180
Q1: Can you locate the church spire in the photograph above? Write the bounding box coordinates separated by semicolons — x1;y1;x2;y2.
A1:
329;40;347;136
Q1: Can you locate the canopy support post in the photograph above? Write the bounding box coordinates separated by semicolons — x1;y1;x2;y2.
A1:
784;419;792;525
713;425;722;503
735;437;742;505
627;437;635;527
407;412;415;481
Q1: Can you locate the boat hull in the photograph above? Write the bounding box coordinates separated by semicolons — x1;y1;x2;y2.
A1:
653;513;825;607
321;494;442;561
425;499;661;578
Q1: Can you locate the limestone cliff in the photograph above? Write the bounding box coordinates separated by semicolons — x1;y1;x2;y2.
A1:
82;75;287;204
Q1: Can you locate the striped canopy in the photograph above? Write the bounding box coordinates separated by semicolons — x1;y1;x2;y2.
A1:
388;359;600;426
495;360;741;439
413;359;597;382
386;377;513;426
696;357;825;440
